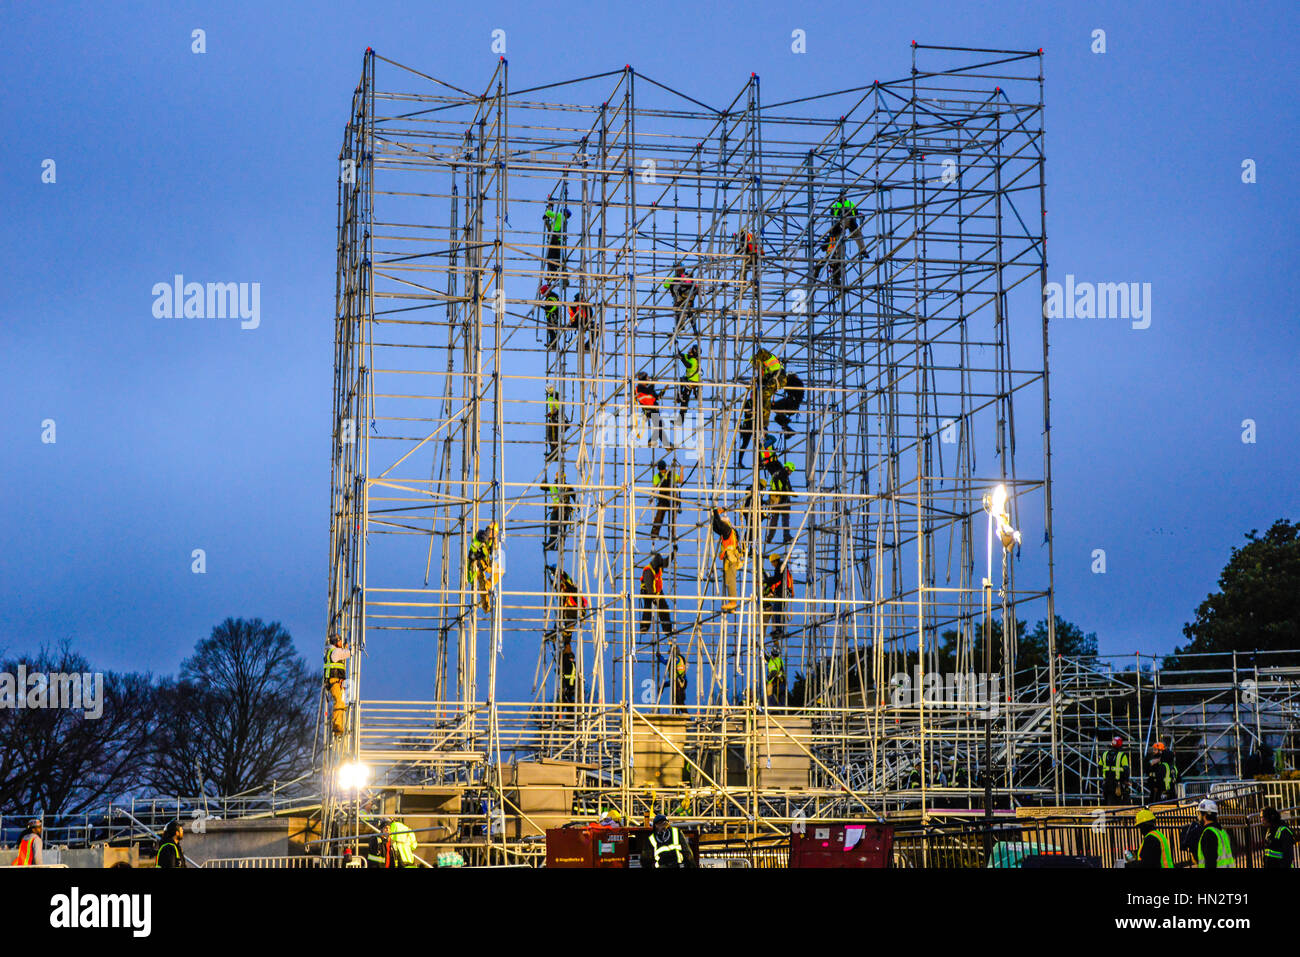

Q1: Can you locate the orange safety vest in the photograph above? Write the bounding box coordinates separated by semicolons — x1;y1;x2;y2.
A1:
644;564;663;594
13;835;37;866
637;390;656;408
718;529;737;554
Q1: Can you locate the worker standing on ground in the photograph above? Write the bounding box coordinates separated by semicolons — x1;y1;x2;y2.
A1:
10;820;43;866
545;386;565;462
1194;799;1234;868
543;201;567;277
325;634;351;738
156;821;186;869
1101;736;1130;805
650;460;682;541
1262;807;1294;869
639;551;673;641
663;262;699;339
388;818;420;867
771;369;804;434
675;345;701;410
366;820;394;868
642;814;695;869
712;507;741;613
735;228;759;285
1133;809;1173;869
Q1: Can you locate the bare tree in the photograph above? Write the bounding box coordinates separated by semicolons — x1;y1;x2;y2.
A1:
148;618;315;796
0;644;158;815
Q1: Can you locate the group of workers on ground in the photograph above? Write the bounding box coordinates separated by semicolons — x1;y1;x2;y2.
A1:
1100;736;1180;806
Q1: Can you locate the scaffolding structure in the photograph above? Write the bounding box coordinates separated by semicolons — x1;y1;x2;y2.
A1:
323;43;1063;857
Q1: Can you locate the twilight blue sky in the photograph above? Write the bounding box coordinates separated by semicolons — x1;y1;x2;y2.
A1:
2;1;1297;687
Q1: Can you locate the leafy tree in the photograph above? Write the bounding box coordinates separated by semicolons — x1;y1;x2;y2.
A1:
1171;519;1300;663
148;618;315;795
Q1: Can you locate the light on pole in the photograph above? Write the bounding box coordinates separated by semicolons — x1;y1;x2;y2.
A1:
980;484;1019;857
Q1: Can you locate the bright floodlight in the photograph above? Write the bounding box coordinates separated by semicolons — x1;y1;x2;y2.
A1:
338;761;369;791
989;484;1008;514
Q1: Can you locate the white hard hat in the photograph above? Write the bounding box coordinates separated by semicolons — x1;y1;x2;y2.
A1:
1197;798;1218;815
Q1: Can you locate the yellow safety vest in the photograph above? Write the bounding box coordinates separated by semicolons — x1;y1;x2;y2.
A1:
1196;825;1235;868
1147;830;1173;868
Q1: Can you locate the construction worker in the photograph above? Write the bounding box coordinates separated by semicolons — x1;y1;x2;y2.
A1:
366;820;394;868
763;553;793;642
1262;807;1294;869
642;814;695;869
675;345;701;409
542;476;574;551
549;565;588;643
468;522;500;612
1133;808;1173;869
634;372;665;447
568;292;597;352
10;820;43;866
1194;799;1234;868
670;647;688;710
771;369;804;434
1100;736;1130;805
639;551;673;640
649;460;682;541
829;190;867;256
764;460;796;545
754;349;786;404
559;636;579;704
540;282;563;348
543;201;567;276
735;228;759;285
545;386;565;461
765;644;787;706
662;262;699;339
324;634;350;738
1146;743;1176;802
156;820;186;869
712;507;741;612
388;818;420;867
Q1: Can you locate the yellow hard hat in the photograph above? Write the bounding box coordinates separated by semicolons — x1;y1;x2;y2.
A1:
1135;808;1156;826
609;810;622;822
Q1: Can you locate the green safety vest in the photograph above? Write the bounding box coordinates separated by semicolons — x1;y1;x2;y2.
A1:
1196;825;1235;868
1265;824;1293;860
1102;751;1129;775
767;656;784;676
1152;761;1172;789
544;209;565;233
831;198;856;219
389;822;416;864
759;353;782;375
156;842;180;867
649;827;684;865
683;355;700;382
544;293;560;317
324;646;345;678
1146;830;1173;868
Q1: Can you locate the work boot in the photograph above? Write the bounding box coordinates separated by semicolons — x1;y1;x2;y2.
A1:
774;414;791;433
721;600;737;613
